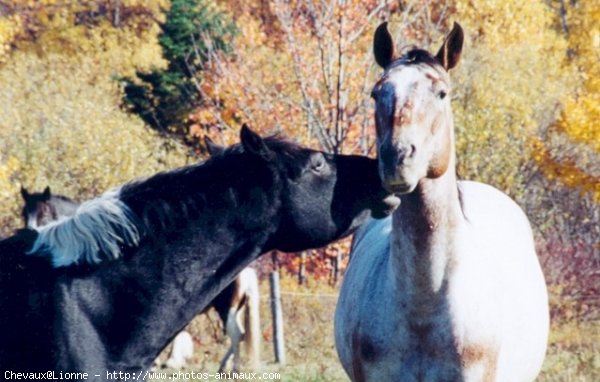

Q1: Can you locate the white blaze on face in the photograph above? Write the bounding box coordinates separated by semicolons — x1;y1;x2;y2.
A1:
27;212;39;229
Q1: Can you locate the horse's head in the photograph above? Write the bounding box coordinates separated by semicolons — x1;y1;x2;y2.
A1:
237;125;399;252
371;22;463;194
20;186;55;229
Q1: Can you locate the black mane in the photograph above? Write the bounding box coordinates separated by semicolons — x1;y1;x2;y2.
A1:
119;136;309;238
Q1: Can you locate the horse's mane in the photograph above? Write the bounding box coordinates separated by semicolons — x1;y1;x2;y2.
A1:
28;188;140;267
28;135;308;268
120;135;308;233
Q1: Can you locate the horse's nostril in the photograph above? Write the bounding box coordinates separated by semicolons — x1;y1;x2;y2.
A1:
396;153;404;166
409;145;416;158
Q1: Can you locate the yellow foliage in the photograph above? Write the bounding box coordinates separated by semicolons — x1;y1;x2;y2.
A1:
456;0;557;46
0;0;188;236
0;0;168;76
0;14;21;64
532;0;600;201
451;0;573;194
0;157;21;223
0;51;186;236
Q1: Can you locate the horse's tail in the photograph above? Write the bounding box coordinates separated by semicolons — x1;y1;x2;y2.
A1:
242;268;260;369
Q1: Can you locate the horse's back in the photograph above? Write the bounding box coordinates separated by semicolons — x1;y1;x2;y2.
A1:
454;181;549;380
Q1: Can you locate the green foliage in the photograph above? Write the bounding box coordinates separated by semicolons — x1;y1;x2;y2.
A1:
123;0;236;145
0;0;190;236
0;51;186;236
160;0;234;61
0;2;597;377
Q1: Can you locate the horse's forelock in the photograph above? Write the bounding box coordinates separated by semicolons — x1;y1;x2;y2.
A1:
387;48;441;71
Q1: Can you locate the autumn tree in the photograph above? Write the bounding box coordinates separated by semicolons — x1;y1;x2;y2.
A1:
122;0;235;147
193;0;395;153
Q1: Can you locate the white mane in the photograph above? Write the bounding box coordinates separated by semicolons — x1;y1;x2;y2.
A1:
28;188;140;268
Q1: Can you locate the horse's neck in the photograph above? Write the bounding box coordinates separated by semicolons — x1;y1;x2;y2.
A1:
390;159;463;315
106;205;275;367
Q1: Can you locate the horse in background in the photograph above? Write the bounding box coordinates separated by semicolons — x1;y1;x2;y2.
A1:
335;23;549;381
20;187;261;372
1;125;400;378
20;186;78;229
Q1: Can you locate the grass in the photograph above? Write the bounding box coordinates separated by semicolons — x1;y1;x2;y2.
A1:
539;319;600;382
152;278;599;381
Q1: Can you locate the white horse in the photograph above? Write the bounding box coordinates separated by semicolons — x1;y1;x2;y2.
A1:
335;22;549;381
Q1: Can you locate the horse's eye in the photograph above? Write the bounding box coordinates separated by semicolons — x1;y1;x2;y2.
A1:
313;159;325;172
310;154;327;174
438;90;447;100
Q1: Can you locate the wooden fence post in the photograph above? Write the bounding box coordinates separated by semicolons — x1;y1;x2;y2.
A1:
334;248;342;285
298;251;306;285
269;271;286;365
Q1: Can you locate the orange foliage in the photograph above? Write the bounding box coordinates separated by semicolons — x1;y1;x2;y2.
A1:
531;138;600;202
191;0;392;154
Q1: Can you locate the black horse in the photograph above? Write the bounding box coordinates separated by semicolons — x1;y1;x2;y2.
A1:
0;126;399;379
19;186;261;372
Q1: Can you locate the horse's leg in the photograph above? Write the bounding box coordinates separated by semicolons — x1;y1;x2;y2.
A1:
232;308;245;371
218;308;244;372
218;346;234;372
242;270;261;369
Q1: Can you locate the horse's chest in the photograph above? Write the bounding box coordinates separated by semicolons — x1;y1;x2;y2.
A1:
354;314;463;381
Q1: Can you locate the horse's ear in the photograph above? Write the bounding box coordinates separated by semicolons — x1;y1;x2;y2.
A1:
43;186;51;198
374;22;397;69
204;136;225;156
20;186;28;200
240;124;273;160
435;22;464;71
